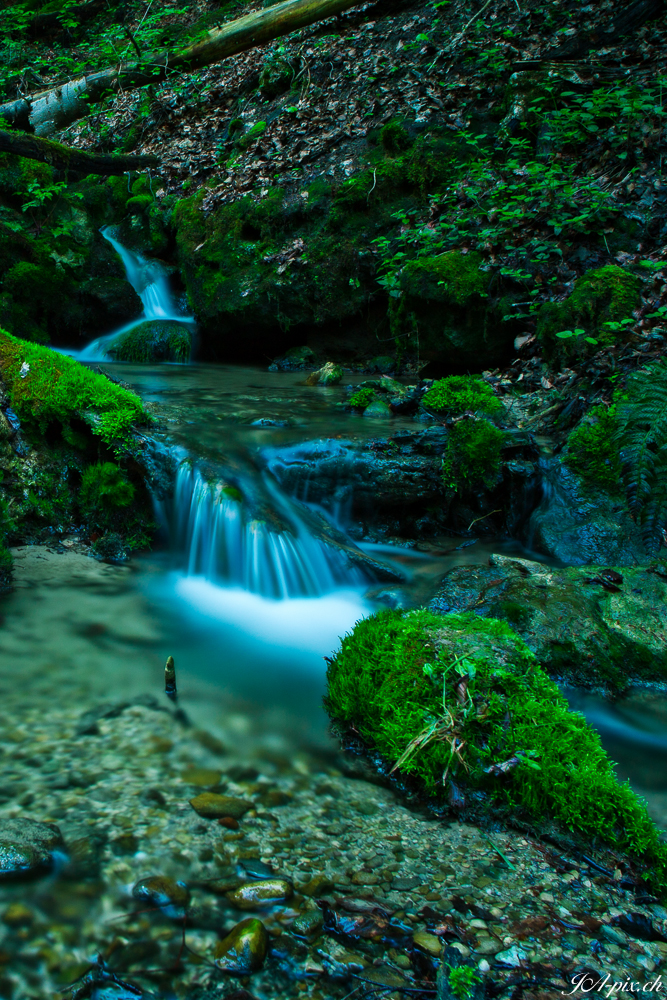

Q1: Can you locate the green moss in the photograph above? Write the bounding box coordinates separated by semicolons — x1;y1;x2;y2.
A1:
449;967;482;1000
442;418;504;490
0;329;146;446
349;387;377;410
381;120;411;155
238;121;267;151
537;265;641;358
325;609;667;891
422;375;501;415
564;405;622;490
403;252;487;306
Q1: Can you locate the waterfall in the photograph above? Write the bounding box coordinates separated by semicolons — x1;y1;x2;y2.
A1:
67;227;194;361
160;463;368;598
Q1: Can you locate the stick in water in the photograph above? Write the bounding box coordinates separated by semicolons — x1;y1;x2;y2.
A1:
165;655;177;702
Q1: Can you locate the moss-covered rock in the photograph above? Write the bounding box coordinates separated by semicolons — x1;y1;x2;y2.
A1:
422;375;502;416
325;608;667;890
304;362;342;386
537;265;641;359
107;320;192;363
399;253;508;366
563;405;622;490
441;417;505;490
430;554;667;692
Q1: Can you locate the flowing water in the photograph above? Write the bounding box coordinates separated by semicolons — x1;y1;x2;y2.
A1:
63;227;194;362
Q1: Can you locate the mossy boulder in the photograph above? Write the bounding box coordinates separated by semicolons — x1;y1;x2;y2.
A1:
537;265;641;359
107;320;192;363
430;555;667;692
399;253;508;366
326;609;667;890
422;375;502;416
563;405;622;491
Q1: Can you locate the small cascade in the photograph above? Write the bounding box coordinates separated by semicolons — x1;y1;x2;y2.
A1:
68;227;194;361
161;463;368;598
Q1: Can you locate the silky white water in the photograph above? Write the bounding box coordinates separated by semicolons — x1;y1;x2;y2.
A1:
64;227;194;361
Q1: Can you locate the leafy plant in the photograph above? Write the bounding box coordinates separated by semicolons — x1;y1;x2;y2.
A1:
615;359;667;552
449;967;482;1000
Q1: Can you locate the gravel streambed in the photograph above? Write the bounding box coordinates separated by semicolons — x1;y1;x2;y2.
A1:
0;550;665;999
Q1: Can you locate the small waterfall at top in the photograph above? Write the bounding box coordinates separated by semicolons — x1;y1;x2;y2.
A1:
158;462;369;599
68;227;194;361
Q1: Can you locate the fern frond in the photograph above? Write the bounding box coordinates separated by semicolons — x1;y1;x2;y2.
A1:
615;359;667;553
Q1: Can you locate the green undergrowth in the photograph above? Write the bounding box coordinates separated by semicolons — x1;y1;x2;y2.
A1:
325;610;667;893
0;330;146;445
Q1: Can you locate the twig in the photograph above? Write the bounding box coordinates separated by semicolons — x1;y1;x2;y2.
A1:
467;508;501;531
367;168;377;202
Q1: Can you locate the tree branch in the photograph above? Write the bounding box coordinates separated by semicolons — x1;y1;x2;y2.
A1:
0;129;158;175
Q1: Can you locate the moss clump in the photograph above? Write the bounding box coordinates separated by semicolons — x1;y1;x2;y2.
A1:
349;387;377;410
403;252;487;307
422;375;501;415
81;463;135;514
564;405;622;490
325;609;667;890
537;265;641;358
442;418;504;490
381;120;411;155
0;329;146;445
108;320;192;364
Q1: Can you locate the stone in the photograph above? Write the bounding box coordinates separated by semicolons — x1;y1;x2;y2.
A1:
475;936;504;955
305;362;343;386
351;871;379;886
413;930;442;955
226;878;293;909
181;768;222;787
107;319;192;363
495;944;528;967
237;857;274;880
0;818;65;879
299;874;335;897
363;399;393;419
359;966;411;988
213;917;268;974
132;876;191;918
292;908;324;939
391;876;422;891
189;793;252;819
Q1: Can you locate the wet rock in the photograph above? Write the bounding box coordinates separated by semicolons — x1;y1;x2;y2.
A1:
0;818;65;879
305;362;343;386
495;944;528;966
111;832;138;856
358;965;412;989
526;459;646;566
413;930;442;955
181;767;222;787
292;907;324;939
132;875;191;918
430;554;667;690
213;917;268;973
189;793;253;819
298;873;335;897
269;345;316;371
226;877;293;909
237;857;274;879
107;319;192;363
363;399;393;419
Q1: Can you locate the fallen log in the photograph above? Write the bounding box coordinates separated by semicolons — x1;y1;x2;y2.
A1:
0;0;364;137
0;130;158;175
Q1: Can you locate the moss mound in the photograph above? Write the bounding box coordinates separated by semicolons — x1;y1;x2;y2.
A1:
537;265;641;358
564;405;622;491
325;609;667;890
423;375;501;415
442;418;505;490
107;320;192;364
0;330;146;445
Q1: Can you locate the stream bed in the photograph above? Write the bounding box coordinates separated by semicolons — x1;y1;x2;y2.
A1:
0;361;665;998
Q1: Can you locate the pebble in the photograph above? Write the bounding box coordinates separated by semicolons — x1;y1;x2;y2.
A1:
413;930;442;955
227;878;294;909
495;944;528;967
0;818;65;878
213;917;269;973
189;792;252;819
132;875;191;918
237;857;275;879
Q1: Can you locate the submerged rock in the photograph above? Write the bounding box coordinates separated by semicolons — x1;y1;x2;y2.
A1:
226;877;293;909
213;917;268;973
363;399;393;419
189;793;252;819
132;875;191;918
0;818;65;879
430;554;667;691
